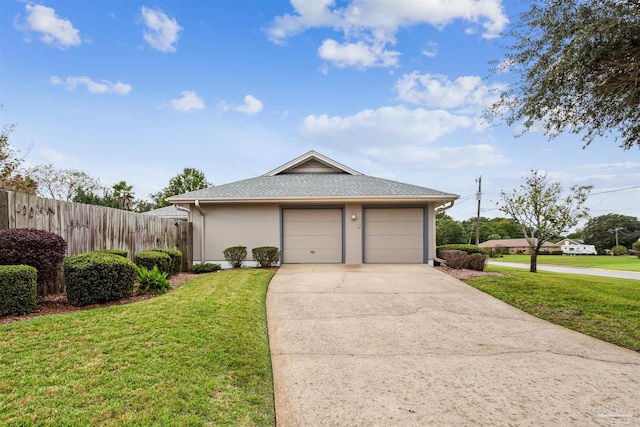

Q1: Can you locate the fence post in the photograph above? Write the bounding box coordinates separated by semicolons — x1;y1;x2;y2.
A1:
0;190;8;230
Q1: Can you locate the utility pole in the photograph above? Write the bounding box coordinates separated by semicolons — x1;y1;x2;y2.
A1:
475;176;482;246
614;227;623;247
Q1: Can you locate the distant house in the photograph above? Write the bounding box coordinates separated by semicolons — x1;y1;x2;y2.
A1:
556;238;584;247
479;238;559;255
141;205;188;220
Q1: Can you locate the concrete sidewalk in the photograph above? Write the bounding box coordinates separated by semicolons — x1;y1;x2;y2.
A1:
267;264;640;426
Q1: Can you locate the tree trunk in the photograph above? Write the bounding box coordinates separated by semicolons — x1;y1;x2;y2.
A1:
529;248;538;273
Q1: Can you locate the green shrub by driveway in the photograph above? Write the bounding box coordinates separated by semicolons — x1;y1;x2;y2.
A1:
0;270;275;426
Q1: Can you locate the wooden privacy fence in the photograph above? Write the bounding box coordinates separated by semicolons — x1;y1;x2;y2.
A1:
0;190;193;295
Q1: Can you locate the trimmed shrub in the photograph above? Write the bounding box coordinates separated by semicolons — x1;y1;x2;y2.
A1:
632;241;640;258
191;263;221;274
152;249;183;275
224;246;247;268
441;250;468;269
0;228;66;291
467;253;487;271
252;246;280;268
135;251;172;275
441;250;487;271
64;253;136;306
191;263;222;273
611;245;627;256
93;249;128;258
436;244;488;258
0;265;38;316
136;266;170;294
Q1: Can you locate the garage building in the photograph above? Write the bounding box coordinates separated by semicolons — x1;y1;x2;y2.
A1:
167;151;458;266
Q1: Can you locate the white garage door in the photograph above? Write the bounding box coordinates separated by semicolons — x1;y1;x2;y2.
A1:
282;209;343;263
364;208;424;263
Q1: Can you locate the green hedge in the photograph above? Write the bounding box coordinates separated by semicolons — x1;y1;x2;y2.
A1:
436;244;488;258
0;265;38;316
0;228;66;292
190;263;222;274
64;253;137;306
152;249;183;275
92;249;128;258
135;251;172;275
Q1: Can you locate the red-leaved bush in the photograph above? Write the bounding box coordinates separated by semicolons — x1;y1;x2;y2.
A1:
0;228;67;289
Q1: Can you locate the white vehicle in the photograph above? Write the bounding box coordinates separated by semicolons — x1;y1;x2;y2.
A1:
561;242;597;255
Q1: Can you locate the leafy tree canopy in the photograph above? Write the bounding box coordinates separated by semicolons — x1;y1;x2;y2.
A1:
490;0;640;150
28;164;101;201
150;168;211;209
436;217;466;246
499;170;591;272
582;214;640;252
0;123;37;194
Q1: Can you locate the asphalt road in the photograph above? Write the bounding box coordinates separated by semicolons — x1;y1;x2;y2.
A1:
488;261;640;280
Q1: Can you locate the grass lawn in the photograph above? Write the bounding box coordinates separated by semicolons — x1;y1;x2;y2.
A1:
491;254;640;271
0;269;275;426
466;265;640;351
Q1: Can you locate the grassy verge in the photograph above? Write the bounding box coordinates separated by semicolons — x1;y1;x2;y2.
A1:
491;254;640;271
466;265;640;351
0;269;275;426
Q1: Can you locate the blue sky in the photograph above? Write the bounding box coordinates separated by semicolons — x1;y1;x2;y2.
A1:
1;0;638;223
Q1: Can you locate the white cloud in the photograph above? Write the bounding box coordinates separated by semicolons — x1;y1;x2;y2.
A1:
268;0;507;41
300;105;474;148
140;6;182;53
18;4;81;49
395;72;507;112
50;76;132;95
266;0;507;69
318;39;399;68
364;144;510;169
234;95;264;115
421;41;438;58
169;91;205;112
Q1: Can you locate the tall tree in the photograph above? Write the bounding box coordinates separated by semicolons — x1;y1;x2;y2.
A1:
582;214;640;252
112;181;134;211
28;164;101;201
0;122;37;194
436;217;466;246
499;170;591;272
490;0;640;150
73;188;122;209
150;168;211;208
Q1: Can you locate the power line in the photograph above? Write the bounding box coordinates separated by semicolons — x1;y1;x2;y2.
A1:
590;185;640;196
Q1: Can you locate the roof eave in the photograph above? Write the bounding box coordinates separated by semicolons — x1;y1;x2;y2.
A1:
166;194;459;204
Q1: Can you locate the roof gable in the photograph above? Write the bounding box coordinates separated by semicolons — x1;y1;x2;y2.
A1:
264;150;361;176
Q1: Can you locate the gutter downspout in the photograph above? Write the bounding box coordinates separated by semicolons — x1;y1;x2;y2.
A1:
433;200;456;265
435;200;455;214
194;200;205;264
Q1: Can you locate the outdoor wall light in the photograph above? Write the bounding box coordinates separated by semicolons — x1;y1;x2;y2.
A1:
351;214;357;220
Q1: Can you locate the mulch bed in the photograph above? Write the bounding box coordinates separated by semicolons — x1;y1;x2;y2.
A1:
436;265;510;281
0;272;199;326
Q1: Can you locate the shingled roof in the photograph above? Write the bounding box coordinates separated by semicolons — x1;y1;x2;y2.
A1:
166;151;459;203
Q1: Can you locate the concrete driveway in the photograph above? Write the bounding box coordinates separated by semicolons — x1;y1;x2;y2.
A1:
267;264;640;426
